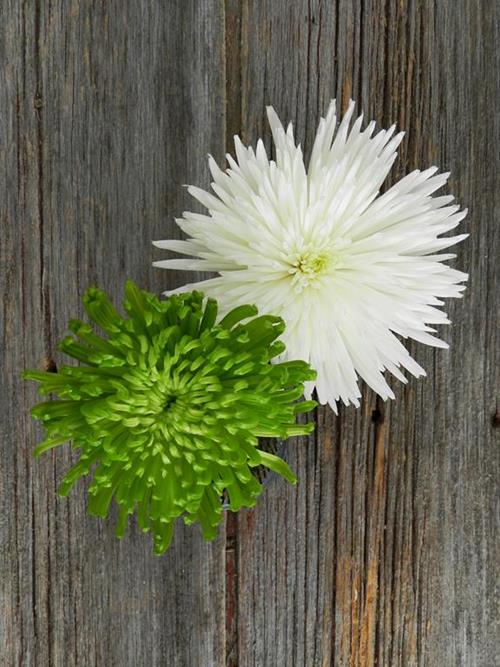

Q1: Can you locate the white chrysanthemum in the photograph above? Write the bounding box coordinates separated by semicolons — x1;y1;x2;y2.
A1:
154;100;468;410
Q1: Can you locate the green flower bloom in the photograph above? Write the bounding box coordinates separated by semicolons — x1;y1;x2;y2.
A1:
25;281;316;554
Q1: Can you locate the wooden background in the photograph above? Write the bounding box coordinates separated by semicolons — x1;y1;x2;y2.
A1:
1;1;498;665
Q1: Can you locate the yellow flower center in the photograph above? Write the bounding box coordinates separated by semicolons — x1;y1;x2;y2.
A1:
296;252;329;275
288;248;333;292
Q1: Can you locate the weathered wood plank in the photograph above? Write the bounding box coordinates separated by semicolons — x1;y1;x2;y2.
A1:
2;1;499;665
1;2;227;665
233;1;500;665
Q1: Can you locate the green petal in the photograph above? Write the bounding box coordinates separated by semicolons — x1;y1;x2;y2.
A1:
219;304;258;330
256;450;297;484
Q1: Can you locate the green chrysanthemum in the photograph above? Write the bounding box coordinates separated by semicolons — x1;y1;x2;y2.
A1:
25;281;316;554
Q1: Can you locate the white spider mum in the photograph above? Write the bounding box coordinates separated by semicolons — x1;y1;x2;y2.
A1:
154;100;468;410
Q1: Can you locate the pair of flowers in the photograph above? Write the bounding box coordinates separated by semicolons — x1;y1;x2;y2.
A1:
27;101;467;553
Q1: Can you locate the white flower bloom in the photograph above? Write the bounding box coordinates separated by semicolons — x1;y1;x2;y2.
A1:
154;100;468;410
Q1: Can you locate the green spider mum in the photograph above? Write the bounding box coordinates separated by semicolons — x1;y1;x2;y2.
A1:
25;281;316;554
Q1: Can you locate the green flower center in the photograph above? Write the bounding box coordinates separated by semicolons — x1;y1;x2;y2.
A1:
162;394;178;412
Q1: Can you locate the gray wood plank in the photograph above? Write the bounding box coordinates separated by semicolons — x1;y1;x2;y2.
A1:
2;1;499;665
1;2;226;665
233;1;500;665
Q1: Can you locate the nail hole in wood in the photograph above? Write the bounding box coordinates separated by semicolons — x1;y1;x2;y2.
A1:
371;407;384;424
43;356;57;373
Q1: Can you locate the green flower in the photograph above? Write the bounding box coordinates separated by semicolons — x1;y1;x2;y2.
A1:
25;281;316;554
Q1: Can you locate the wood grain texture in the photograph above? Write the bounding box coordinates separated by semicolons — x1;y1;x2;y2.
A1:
1;2;226;665
233;1;499;666
1;1;498;666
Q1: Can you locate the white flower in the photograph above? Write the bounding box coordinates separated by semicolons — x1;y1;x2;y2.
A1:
153;100;468;410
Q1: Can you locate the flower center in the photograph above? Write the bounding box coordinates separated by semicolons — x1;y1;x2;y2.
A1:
163;395;178;412
140;384;181;425
287;248;332;292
